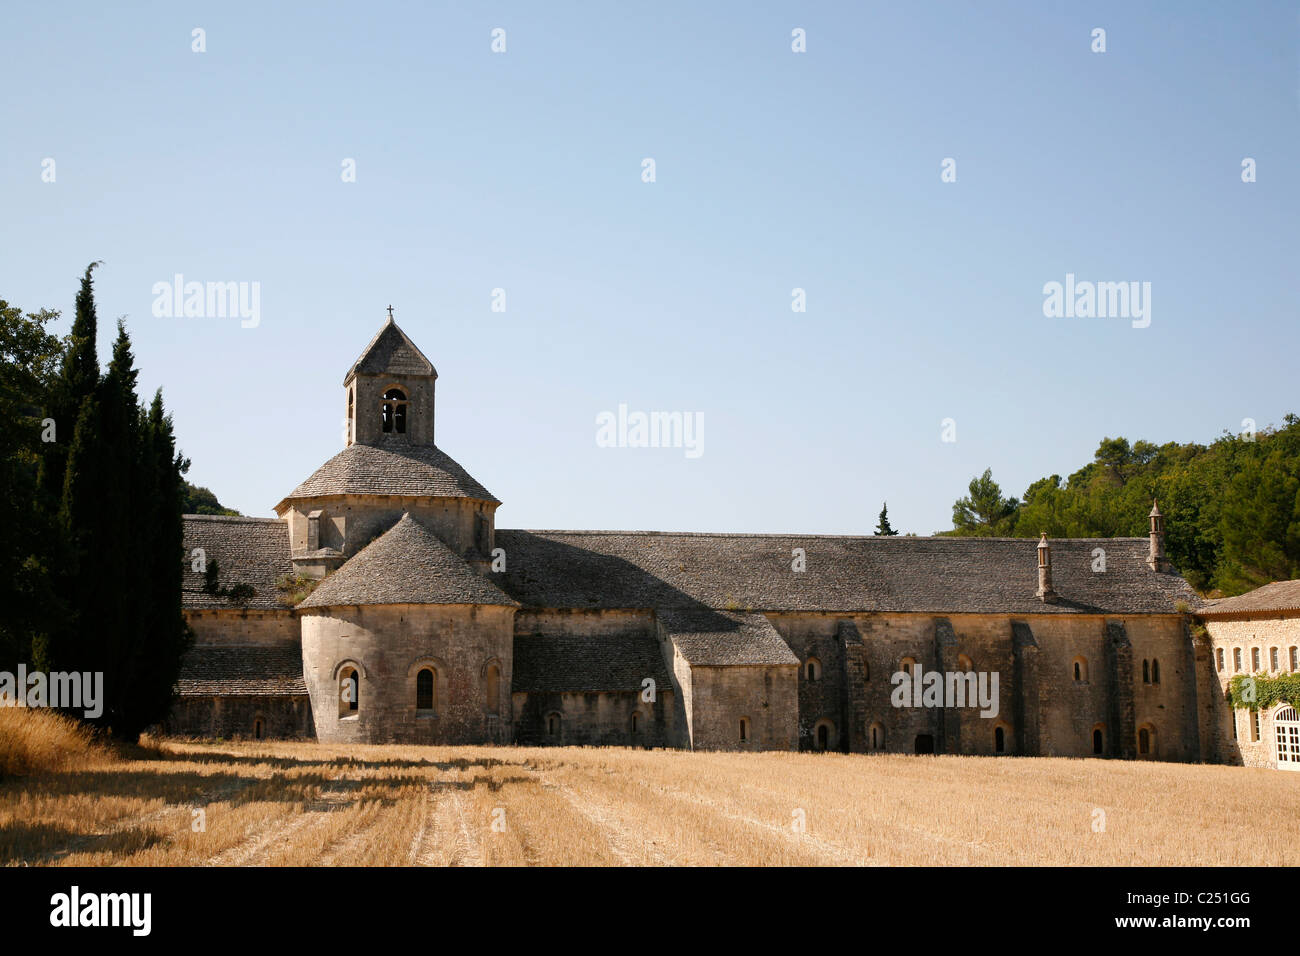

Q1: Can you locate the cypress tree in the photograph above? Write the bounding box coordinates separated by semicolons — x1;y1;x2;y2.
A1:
875;502;899;536
37;262;102;505
92;321;142;735
121;391;193;738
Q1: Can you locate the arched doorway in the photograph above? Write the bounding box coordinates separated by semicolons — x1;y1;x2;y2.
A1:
812;719;835;751
1275;706;1300;771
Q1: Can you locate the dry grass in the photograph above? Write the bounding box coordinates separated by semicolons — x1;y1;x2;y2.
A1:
3;727;1299;866
0;707;106;779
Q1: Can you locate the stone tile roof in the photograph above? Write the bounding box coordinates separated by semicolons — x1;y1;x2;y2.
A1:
277;441;498;507
493;531;1201;615
299;514;518;609
182;515;292;610
658;608;798;666
343;318;436;384
1199;580;1300;616
176;643;307;697
511;634;672;693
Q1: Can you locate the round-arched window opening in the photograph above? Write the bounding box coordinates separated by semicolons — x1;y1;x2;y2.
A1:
382;388;408;434
416;667;436;711
339;667;359;718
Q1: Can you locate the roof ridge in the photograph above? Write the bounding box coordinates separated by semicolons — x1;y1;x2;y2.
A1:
183;514;284;524
499;529;1149;543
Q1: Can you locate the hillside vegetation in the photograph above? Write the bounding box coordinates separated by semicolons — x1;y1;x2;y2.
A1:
947;416;1300;596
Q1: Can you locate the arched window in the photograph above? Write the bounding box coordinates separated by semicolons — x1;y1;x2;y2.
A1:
253;716;265;740
339;667;359;717
1270;647;1280;672
863;660;870;682
1151;658;1160;684
1216;648;1225;672
739;717;750;742
1073;656;1089;682
805;657;821;682
1138;724;1157;757
1142;659;1150;684
346;388;354;445
994;725;1006;754
1092;726;1105;755
630;712;640;735
1234;648;1242;673
546;712;561;738
484;662;500;716
814;720;834;751
416;668;435;711
381;387;408;434
1250;709;1261;742
900;657;917;678
1252;647;1261;671
1290;647;1298;672
868;722;885;750
957;654;973;673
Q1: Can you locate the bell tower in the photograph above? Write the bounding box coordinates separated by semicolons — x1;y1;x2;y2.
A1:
344;309;438;448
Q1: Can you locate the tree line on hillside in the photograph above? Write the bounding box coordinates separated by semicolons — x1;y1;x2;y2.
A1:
944;424;1300;596
0;264;194;740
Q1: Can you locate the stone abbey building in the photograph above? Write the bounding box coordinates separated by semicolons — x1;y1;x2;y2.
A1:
169;316;1256;762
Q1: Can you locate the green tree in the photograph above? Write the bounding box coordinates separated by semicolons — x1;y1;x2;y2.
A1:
0;301;66;671
875;502;899;535
951;469;1019;536
181;481;240;515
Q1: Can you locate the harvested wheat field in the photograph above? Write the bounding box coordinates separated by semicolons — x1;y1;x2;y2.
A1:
3;731;1299;867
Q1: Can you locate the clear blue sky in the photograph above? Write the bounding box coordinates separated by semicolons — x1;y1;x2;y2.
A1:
4;1;1296;534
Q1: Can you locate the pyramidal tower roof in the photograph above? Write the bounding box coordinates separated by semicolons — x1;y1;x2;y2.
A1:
298;513;516;609
343;314;437;385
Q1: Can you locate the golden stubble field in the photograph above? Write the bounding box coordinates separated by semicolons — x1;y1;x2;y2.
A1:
3;734;1299;866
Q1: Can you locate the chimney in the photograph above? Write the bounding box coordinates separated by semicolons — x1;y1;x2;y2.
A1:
1036;532;1057;603
1147;500;1170;572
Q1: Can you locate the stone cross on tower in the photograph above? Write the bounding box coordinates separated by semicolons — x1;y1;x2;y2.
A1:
386;305;394;320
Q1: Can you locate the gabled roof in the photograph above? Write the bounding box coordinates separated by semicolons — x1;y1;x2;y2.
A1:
176;643;307;696
182;515;292;611
657;608;798;666
298;513;517;609
343;317;436;385
1199;580;1300;616
275;441;498;509
512;633;672;693
492;531;1201;615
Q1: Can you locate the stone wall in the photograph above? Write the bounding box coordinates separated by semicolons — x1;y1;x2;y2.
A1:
685;665;799;751
185;608;299;644
283;493;496;564
1201;614;1300;768
164;695;313;739
349;371;436;447
511;690;675;747
770;611;1195;760
300;602;515;744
